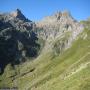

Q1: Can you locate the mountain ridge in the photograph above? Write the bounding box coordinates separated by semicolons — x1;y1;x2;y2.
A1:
0;9;90;90
0;9;83;74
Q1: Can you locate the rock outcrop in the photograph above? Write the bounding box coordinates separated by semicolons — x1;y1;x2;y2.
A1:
0;9;35;31
0;9;39;74
36;11;83;40
35;11;83;54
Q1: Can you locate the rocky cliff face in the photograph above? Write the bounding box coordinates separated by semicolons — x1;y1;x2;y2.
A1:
0;9;35;31
36;11;83;54
36;11;83;39
0;9;39;74
10;9;28;21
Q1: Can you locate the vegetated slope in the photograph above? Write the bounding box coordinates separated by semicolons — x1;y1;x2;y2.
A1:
0;20;89;90
0;10;90;90
27;20;89;90
14;23;90;90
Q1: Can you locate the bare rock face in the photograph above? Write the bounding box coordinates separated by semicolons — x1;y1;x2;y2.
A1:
36;11;84;54
10;9;25;18
36;11;83;39
10;9;29;21
0;9;35;31
0;9;39;74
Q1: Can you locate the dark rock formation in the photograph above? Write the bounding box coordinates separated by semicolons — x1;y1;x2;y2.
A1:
0;10;40;74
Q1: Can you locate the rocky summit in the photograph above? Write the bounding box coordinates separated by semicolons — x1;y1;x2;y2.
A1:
0;9;90;90
36;11;83;40
0;9;34;30
10;9;27;20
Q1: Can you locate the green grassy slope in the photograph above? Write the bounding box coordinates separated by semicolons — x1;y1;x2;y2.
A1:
0;28;90;90
27;28;90;90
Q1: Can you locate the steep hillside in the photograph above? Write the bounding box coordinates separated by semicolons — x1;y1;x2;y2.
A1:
0;9;40;74
0;10;90;90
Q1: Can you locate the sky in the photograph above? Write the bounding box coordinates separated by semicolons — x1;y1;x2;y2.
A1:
0;0;90;21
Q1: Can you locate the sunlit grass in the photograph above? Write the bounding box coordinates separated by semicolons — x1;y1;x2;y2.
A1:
0;28;90;90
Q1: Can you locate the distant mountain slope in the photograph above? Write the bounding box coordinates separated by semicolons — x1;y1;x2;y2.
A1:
0;9;90;90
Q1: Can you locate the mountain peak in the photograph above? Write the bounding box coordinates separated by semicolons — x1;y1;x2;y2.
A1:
54;11;71;20
16;8;21;13
54;11;62;20
37;11;75;28
10;9;21;17
62;11;70;16
10;9;28;21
